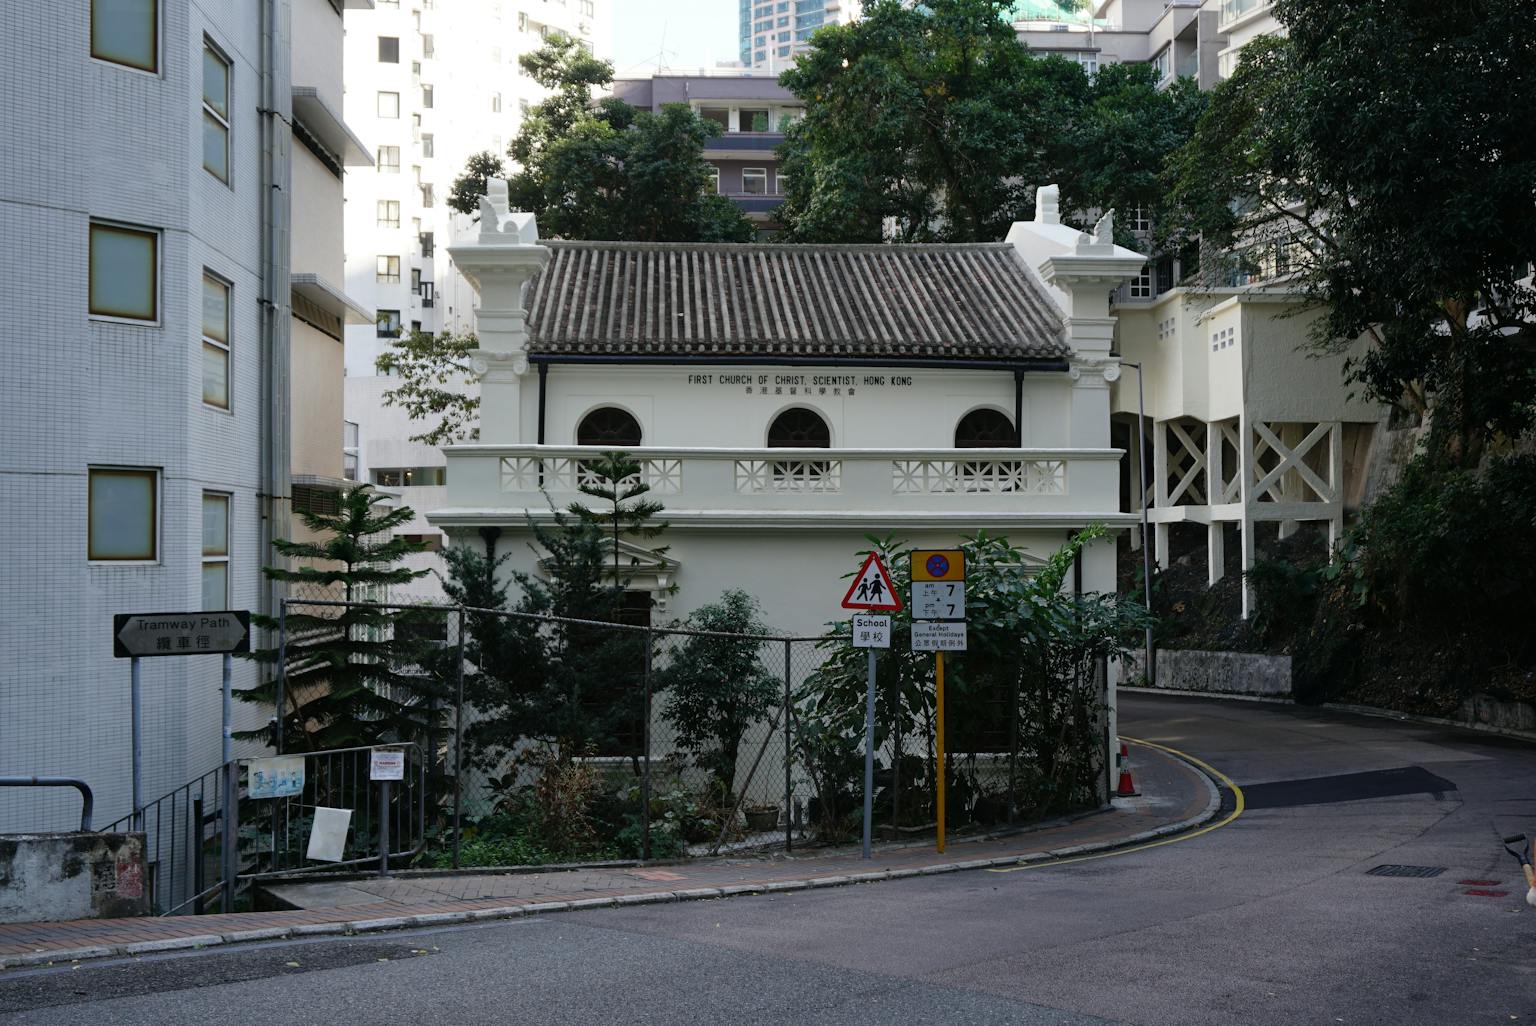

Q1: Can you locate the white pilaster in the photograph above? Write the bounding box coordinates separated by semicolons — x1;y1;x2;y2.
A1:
444;179;550;444
1207;419;1225;585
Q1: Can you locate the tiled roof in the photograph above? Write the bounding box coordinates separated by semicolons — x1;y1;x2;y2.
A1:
524;241;1068;362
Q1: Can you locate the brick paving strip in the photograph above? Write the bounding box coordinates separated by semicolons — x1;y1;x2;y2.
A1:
0;743;1219;970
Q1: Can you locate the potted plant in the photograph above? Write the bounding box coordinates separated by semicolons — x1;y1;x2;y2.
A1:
744;803;780;833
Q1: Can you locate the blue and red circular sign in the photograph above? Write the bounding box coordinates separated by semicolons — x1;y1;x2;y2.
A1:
926;554;951;579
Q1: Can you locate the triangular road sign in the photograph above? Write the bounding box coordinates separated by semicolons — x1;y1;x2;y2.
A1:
841;553;903;611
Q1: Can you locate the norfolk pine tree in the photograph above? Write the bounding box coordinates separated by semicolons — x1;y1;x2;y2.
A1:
239;486;438;752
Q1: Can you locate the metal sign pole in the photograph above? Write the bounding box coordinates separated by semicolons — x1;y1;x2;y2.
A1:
221;653;233;765
379;778;391;878
131;656;143;831
935;651;946;855
861;647;876;860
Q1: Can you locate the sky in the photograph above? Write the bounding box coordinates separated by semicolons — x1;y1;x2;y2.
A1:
610;1;740;77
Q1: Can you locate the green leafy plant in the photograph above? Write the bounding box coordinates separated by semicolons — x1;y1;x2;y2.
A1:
656;591;779;801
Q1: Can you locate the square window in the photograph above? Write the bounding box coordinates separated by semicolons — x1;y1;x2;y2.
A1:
491;92;501;113
92;0;158;73
742;167;767;195
377;144;400;172
377;309;401;338
775;171;788;195
377;255;401;283
422;84;434;108
202;492;230;609
378;91;400;118
202;41;231;182
421;133;434;158
707;165;720;195
89;468;157;561
378;35;399;62
377;199;400;228
201;273;230;409
89;222;158;321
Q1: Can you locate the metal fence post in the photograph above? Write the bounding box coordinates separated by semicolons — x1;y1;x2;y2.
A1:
275;600;288;755
783;638;792;853
221;760;238;911
453;604;466;870
192;796;205;915
641;628;653;861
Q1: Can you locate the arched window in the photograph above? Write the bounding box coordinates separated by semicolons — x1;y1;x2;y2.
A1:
576;406;642;447
767;407;831;448
954;409;1015;448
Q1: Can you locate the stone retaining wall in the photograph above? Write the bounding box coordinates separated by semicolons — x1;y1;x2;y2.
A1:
0;832;148;924
1124;649;1293;699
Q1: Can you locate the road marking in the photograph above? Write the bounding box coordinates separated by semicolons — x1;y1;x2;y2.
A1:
987;737;1245;874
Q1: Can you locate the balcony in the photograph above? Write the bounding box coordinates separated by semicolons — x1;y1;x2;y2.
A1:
726;194;786;215
432;446;1127;529
703;132;786;159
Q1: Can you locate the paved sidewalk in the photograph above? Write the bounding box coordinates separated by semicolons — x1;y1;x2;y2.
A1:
0;742;1217;970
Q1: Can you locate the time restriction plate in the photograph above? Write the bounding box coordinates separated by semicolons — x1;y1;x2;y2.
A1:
912;581;965;621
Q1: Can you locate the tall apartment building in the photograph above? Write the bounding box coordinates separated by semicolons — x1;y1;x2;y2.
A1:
611;70;800;233
739;0;862;68
1;0;369;832
341;0;611;582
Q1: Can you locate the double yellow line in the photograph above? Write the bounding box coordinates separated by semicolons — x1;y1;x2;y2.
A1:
987;737;1245;874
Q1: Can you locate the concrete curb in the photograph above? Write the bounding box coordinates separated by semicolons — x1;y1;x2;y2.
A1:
0;746;1227;973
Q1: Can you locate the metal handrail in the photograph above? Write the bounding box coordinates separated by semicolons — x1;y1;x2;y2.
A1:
0;777;94;830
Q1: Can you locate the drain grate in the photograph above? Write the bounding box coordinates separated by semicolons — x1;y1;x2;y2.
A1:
1366;864;1447;878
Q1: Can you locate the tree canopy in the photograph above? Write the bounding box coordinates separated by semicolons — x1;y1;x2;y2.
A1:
449;38;754;242
1169;0;1536;466
775;0;1203;244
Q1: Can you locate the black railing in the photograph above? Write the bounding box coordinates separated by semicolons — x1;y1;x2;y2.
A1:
0;777;94;831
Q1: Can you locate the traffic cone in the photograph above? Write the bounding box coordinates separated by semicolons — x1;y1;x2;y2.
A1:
1115;741;1140;797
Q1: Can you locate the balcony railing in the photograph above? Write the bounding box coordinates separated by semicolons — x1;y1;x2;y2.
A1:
437;446;1124;521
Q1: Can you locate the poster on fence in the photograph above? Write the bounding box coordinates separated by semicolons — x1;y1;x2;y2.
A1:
369;748;405;781
307;807;352;863
246;756;305;799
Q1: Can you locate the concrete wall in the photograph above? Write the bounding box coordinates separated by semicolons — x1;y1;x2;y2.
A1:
520;365;1066;450
1126;649;1293;698
0;833;149;924
292;320;344;480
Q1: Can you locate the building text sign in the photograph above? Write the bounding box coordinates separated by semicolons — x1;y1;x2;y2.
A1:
686;372;917;399
114;611;250;658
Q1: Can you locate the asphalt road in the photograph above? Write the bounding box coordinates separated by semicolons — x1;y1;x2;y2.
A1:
5;693;1534;1025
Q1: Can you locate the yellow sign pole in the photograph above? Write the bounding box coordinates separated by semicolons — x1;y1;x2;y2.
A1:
935;650;946;854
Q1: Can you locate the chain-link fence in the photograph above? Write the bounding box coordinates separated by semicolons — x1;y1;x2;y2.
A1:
273;599;1110;871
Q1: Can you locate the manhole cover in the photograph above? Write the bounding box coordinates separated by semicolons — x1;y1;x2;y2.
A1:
1366;864;1447;878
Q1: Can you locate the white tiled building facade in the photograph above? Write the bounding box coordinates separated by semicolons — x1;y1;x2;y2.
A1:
342;0;613;379
341;0;612;585
1;0;367;832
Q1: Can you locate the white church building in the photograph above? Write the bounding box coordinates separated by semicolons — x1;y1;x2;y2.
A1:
429;179;1143;640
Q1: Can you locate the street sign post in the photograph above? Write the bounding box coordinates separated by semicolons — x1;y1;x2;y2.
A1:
909;550;968;855
112;610;250;846
841;554;900;860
